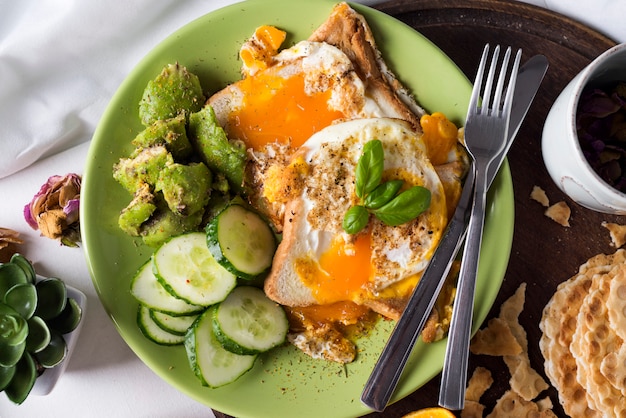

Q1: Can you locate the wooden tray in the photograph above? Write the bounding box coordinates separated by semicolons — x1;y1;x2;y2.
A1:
215;1;616;417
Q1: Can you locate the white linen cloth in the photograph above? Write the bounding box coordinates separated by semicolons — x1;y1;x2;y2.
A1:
0;0;622;417
1;0;624;180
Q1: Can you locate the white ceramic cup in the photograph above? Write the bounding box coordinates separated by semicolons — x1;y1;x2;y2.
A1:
542;42;626;214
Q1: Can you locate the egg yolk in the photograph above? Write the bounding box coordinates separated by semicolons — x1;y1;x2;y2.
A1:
297;231;372;304
239;25;286;74
420;112;459;166
286;301;373;330
228;72;345;150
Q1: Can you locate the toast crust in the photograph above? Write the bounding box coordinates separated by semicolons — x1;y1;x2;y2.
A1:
308;2;426;129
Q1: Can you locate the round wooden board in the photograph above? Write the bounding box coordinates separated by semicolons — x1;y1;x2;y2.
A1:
214;1;617;417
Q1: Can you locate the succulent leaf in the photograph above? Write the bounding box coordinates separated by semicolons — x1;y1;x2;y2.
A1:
0;303;29;347
4;352;36;405
25;316;51;353
4;283;37;319
0;364;16;391
0;340;26;368
34;279;67;320
0;264;28;297
48;298;82;335
34;330;66;368
8;254;36;284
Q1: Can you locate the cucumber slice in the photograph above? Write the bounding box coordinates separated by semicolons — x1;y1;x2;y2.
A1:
212;286;288;355
137;305;185;345
185;306;256;388
150;310;198;336
206;203;276;280
153;232;237;306
130;259;204;316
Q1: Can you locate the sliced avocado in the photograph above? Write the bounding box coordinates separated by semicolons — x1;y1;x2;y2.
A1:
188;105;246;192
132;114;194;161
155;162;212;216
139;63;205;126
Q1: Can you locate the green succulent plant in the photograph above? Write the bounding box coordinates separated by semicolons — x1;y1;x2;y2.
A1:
0;254;82;404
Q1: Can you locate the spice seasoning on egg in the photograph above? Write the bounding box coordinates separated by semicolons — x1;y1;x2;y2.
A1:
577;81;626;192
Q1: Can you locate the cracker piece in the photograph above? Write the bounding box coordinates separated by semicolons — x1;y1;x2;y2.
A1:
461;367;492;418
498;283;549;401
573;265;626;417
578;249;626;274
602;221;626;248
539;267;603;417
530;185;549;207
536;397;553;412
470;317;523;356
600;346;626;395
544;201;571;227
460;401;485;418
569;272;603;412
604;267;626;395
0;227;23;263
465;366;493;402
607;265;626;342
504;357;550;402
485;390;557;418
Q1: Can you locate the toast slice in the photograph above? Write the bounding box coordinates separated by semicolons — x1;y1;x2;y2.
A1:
262;118;450;317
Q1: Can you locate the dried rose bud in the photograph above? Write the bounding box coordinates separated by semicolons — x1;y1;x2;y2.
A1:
24;173;81;247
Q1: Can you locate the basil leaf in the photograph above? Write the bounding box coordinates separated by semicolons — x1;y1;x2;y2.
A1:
342;205;370;234
355;140;384;198
373;186;431;226
363;180;404;210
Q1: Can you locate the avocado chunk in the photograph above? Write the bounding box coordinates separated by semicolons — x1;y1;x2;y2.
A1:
140;202;204;248
139;63;205;126
118;183;157;236
132;114;194;161
188;105;246;192
112;145;173;194
156;162;212;216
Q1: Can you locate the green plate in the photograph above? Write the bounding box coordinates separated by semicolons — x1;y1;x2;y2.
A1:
81;1;514;417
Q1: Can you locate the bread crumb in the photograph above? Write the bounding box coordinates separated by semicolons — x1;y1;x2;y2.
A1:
602;221;626;247
545;201;571;227
530;185;549;207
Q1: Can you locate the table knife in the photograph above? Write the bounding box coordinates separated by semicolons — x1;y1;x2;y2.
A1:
360;54;548;412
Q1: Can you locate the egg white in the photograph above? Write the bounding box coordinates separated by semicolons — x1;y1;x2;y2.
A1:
294;117;448;297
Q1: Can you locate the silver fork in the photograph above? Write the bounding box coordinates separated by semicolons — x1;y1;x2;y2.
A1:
438;44;521;410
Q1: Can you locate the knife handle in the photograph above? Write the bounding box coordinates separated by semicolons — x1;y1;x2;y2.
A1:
360;168;475;412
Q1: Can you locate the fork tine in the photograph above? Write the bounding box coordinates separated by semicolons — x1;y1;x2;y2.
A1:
503;48;523;115
468;44;489;114
492;47;512;114
480;45;500;112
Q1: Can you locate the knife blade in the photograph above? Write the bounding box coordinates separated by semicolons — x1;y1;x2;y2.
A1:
360;54;548;412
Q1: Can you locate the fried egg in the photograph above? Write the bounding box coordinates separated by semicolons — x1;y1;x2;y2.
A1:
208;24;439;228
210;33;391;152
263;117;449;311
